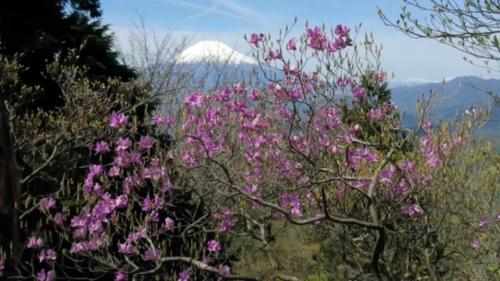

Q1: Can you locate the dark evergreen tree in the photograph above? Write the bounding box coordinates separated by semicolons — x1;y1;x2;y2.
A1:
0;0;135;110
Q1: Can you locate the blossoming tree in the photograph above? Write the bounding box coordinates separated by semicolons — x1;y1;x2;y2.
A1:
1;23;497;281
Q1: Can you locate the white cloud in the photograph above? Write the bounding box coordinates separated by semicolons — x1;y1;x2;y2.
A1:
158;0;271;25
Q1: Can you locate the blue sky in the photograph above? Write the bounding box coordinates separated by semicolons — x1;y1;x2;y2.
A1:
101;0;493;83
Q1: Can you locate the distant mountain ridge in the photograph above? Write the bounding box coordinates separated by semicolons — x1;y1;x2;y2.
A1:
390;76;500;144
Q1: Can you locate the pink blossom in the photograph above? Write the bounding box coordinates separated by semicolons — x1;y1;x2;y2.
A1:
53;212;66;226
114;195;128;209
207;239;221;253
27;236;44;249
250;89;261;101
471;238;482;250
422;120;433;131
352;86;365;102
337;77;352;88
115;137;132;152
382;101;397;113
144;248;161;261
39;197;56;213
0;259;5;272
267;49;282;60
286;38;297;50
335;24;350;37
248;33;264;46
118;242;135;255
94;140;110;154
401;204;424;219
219;219;234;233
88;164;104;178
280;194;303;217
379;165;396;185
115;271;128;281
373;73;385;84
152;114;175;127
108;165;120;177
183;92;204;108
400;160;416;172
178;268;192;281
369;108;384;122
477;218;488;228
306;27;327;50
37;269;55;281
390;180;408;199
109;112;128;128
217;265;231;279
139;136;154;150
38;249;57;263
283;63;299;75
233;82;246;94
164;217;176;231
181;150;198;167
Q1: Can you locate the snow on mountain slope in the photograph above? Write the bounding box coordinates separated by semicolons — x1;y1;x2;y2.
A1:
176;40;256;65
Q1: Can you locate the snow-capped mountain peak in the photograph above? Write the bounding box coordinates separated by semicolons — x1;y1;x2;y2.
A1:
176;40;256;65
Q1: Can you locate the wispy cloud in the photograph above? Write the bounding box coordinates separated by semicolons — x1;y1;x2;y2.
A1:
158;0;270;24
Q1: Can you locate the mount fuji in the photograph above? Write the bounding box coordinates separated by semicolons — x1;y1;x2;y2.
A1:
176;40;256;65
174;40;262;91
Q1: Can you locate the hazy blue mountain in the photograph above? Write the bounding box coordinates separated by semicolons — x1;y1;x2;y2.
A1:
390;76;500;145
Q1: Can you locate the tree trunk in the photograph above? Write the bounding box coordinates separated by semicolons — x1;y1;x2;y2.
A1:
0;102;21;262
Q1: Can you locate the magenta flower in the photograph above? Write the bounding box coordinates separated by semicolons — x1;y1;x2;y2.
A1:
38;249;57;263
219;219;234;233
471;238;482;250
382;101;397;113
109;112;128;128
280;194;303;217
379;165;396;185
88;164;104;178
27;236;44;249
144;248;161;261
352;86;365;102
151;114;165;126
183;92;204;108
335;24;350;37
115;271;128;281
115;137;132;152
207;239;221;253
306;26;327;50
0;259;4;272
233;82;246;94
178;268;192;281
37;269;55;281
39;197;56;213
369;108;384;122
94;140;110;154
248;33;264;46
118;242;135;255
267;49;282;60
164;217;176;231
286;38;297;50
422;119;433;131
53;212;66;226
401;204;424;219
337;77;352;88
217;265;231;279
139;136;154;150
477;218;488;228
